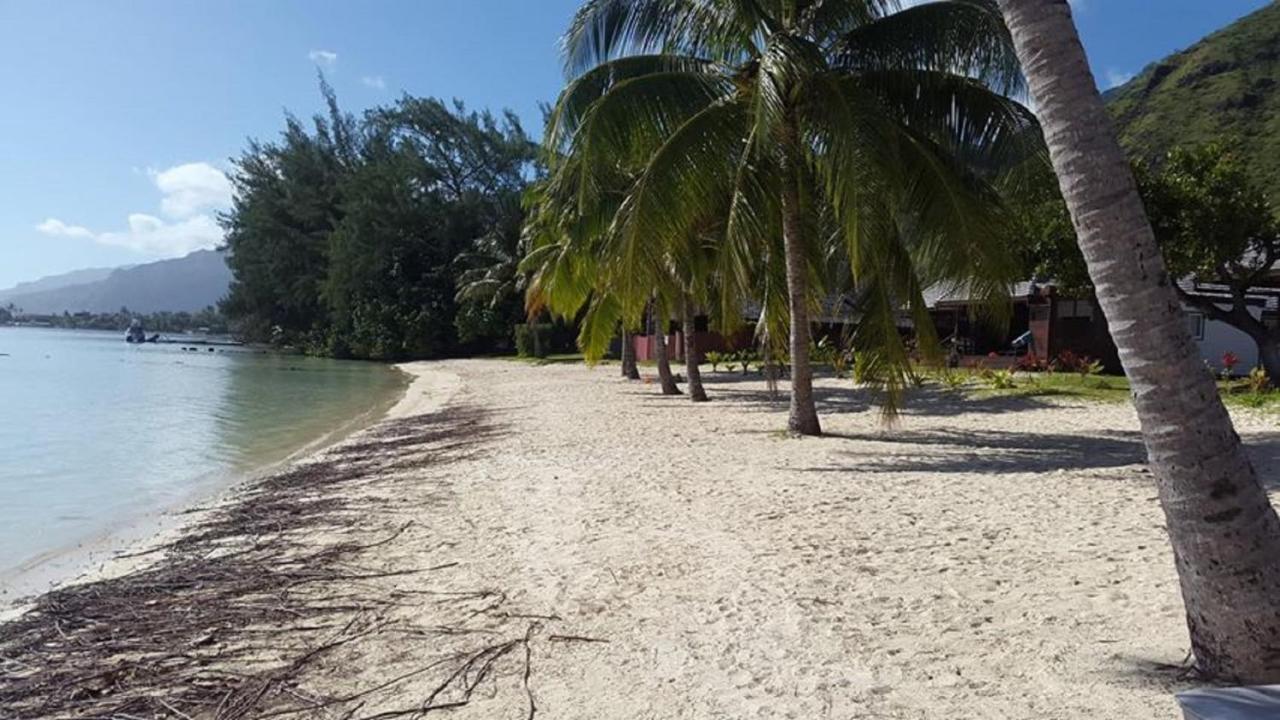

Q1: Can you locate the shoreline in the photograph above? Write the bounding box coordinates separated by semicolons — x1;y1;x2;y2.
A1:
0;361;442;618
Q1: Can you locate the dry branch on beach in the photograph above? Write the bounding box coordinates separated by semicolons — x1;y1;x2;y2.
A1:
0;405;551;720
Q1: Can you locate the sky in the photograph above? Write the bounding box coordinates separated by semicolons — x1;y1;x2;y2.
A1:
0;0;1272;289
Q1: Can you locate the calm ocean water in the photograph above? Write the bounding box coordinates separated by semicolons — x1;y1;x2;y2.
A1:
0;327;407;580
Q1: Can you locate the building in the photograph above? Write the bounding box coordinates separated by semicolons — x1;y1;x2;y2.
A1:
926;279;1280;373
924;282;1120;370
1179;280;1280;371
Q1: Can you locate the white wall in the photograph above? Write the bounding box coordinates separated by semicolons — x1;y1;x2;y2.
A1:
1185;305;1261;372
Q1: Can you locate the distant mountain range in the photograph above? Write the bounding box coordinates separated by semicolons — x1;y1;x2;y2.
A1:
0;250;233;315
1106;2;1280;202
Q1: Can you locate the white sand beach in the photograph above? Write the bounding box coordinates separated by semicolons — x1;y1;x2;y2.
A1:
5;358;1279;719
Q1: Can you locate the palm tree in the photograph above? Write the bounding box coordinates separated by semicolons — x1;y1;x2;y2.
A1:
454;194;526;316
650;298;683;394
620;327;641;379
997;0;1280;682
681;298;709;401
548;0;1033;434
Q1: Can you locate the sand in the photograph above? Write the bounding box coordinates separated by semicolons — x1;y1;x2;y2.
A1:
6;358;1280;718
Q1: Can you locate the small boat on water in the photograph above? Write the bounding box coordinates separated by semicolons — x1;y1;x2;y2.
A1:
124;319;147;344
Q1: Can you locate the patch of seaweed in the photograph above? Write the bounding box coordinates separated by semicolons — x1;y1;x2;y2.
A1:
0;404;537;720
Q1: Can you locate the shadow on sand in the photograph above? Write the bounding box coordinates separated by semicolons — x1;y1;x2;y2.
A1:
808;427;1149;475
621;372;1280;486
631;372;1066;418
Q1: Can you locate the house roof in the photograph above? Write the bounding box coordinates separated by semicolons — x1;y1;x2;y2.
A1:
923;281;1044;308
1178;278;1280;311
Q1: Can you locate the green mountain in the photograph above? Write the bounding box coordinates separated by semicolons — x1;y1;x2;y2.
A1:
1106;2;1280;202
3;250;232;315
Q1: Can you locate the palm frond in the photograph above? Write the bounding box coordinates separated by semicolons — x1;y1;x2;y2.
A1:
834;0;1024;96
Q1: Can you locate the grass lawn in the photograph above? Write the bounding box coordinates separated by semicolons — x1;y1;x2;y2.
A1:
504;353;1280;414
959;368;1280;413
966;371;1133;404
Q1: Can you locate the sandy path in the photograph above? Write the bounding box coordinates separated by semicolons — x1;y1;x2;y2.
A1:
297;359;1280;719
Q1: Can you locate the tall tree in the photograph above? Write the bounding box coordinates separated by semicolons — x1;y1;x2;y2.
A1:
223;86;535;359
1141;144;1280;379
221;84;353;346
546;0;1032;433
998;0;1280;682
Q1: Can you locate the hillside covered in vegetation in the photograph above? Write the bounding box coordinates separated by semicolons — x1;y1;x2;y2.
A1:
1107;2;1280;201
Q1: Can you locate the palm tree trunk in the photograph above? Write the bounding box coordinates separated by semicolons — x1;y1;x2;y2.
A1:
682;299;708;402
999;0;1280;682
1258;334;1280;383
779;121;822;436
621;328;640;380
652;302;681;395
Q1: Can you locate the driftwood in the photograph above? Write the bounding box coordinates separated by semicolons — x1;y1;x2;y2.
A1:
0;405;559;720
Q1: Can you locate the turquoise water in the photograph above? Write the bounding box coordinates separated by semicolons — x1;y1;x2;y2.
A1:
0;327;407;579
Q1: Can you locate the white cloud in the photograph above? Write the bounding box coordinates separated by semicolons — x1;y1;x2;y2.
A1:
361;75;386;90
152;162;233;219
95;214;225;256
308;49;338;67
35;218;94;239
36;162;233;258
1105;68;1135;89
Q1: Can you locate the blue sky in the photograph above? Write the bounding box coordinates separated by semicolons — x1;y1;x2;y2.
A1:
0;0;1271;289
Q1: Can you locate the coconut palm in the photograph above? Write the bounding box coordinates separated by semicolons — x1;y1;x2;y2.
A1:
997;0;1280;682
454;194;527;313
620;328;642;379
546;0;1035;434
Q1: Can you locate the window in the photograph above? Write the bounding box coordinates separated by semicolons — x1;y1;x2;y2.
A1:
1187;312;1206;341
1056;299;1094;319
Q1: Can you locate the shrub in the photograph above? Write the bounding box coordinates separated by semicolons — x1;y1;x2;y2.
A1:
1015;353;1049;373
1246;366;1271;394
514;323;552;358
731;349;759;374
705;351;725;372
987;369;1017;389
941;370;968;391
1053;350;1101;377
1222;351;1241;377
813;336;853;378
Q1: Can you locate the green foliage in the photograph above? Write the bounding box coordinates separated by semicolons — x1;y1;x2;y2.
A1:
9;307;229;334
1010;144;1278;302
1137;144;1280;285
221;81;536;360
1107;3;1280;205
730;349;760;375
939;369;968;391
704;351;725;372
531;0;1037;417
986;369;1017;390
514;323;553;358
813;336;851;378
1247;367;1272;394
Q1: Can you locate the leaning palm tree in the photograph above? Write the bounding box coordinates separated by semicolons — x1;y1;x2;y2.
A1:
997;0;1280;682
548;0;1034;434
